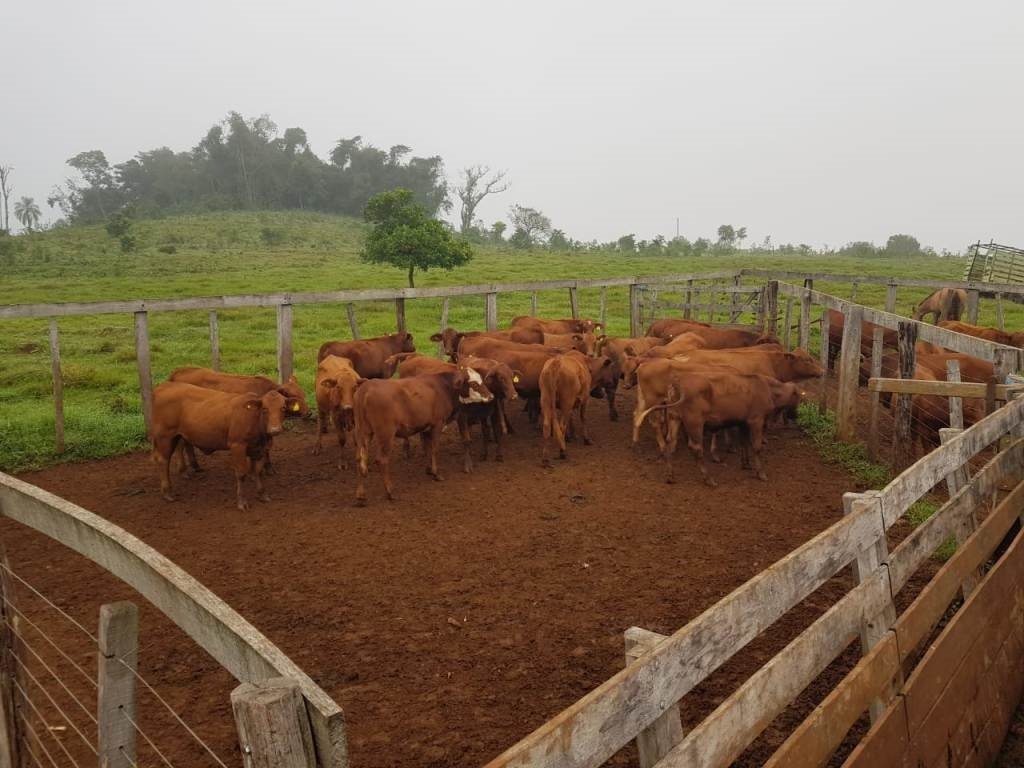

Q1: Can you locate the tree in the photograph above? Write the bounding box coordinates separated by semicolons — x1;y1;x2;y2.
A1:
0;165;12;232
548;229;569;250
736;226;748;248
508;204;552;248
617;234;637;253
884;233;922;258
490;221;507;243
361;188;472;288
716;224;736;248
455;166;509;233
13;197;41;231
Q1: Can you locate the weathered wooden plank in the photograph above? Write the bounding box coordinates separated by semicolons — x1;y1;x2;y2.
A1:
683;280;693;320
782;299;793;350
209;310;221;371
706;281;717;323
893;321;917;471
939;427;979;597
0;552;20;768
730;275;741;322
996;293;1005;330
657;566;892;768
946;360;964;430
885;282;897;315
599;288;607;330
894;478;1024;668
98;601;138;768
277;303;294;383
395;297;407;334
850;281;858;302
486;292;498;331
437;298;450;357
623;628;684;768
742;268;1024;296
0;473;347;767
798;287;811;350
867;378;1024;399
765;280;779;336
483;503;883;768
345;303;360;340
876;397;1024;528
232;677;317;768
818;312;830;415
841;694;910;768
47;319;64;454
994;346;1019;383
629;283;641;337
763;632;900;768
531;291;538;317
867;327;884;461
836;305;863;441
568;287;579;320
134;310;153;435
966;288;980;324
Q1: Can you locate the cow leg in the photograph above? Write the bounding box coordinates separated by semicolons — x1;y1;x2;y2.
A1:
556;406;571;460
313;409;328;455
579;397;592;446
541;403;555;468
749;419;768;481
377;440;397;500
606;387;618;421
479;416;491;461
458;414;474;474
631;389;647;446
252;453;272;503
492;409;505;462
336;426;349;471
154;435;178;502
230;443;253;512
355;439;370;507
686;418;715;487
498;399;512;435
425;428;444;481
662;416;681;484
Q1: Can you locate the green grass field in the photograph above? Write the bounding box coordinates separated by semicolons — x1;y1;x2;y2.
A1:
0;211;1015;472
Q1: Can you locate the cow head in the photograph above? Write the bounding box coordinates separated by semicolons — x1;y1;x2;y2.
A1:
620;346;643;389
245;390;296;437
395;332;416;353
320;370;363;424
483;362;519;402
586;356;617;398
755;333;780;346
429;328;463;360
453;367;494;404
277;374;310;417
784;349;825;380
1011;332;1024;349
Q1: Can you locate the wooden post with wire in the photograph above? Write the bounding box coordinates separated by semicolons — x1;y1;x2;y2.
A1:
782;299;793;351
485;292;498;331
730;274;742;322
345;303;360;340
530;291;538;317
818;312;830;415
394;298;407;334
798;286;811;350
966;289;980;324
48;319;65;454
599;287;607;330
232;677;317;768
893;321;918;471
996;293;1005;330
867;324;884;461
277;303;294;383
683;280;693;320
98;601;138;768
0;552;21;768
437;298;449;357
134;311;153;435
568;287;579;320
765;280;779;336
836;304;863;441
629;283;641;337
624;627;684;767
209;311;221;371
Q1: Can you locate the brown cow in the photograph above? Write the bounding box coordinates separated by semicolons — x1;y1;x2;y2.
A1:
595;335;667;369
645;318;712;339
430;327;543;360
538;352;614;465
938;320;1024;348
151;382;299;511
543;332;598;355
827;309;899;369
510;316;602;334
317;332;416;377
914;288;967;324
634;371;801;485
352;369;493;504
909;364;987;456
313;355;363;466
668;324;778;349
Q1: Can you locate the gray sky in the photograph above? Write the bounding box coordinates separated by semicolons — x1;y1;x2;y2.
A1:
5;0;1022;251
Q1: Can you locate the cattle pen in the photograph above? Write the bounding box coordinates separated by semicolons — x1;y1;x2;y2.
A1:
1;267;1024;766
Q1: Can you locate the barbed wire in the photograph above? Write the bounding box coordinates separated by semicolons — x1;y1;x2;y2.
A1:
0;562;97;642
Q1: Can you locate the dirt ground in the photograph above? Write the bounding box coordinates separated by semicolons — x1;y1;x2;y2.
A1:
3;388;877;768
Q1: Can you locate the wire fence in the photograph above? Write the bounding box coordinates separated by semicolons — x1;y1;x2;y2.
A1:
0;558;233;768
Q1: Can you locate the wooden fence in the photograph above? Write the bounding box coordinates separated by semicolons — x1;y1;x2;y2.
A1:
484;394;1024;768
0;472;346;767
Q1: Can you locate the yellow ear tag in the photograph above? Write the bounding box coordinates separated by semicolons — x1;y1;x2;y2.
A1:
291;402;301;413
513;375;520;383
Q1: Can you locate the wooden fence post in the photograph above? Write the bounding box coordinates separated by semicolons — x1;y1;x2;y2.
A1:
0;553;21;768
47;319;65;454
765;280;779;336
893;321;918;470
98;601;138;768
599;287;607;330
994;347;1016;384
818;312;830;415
437;298;449;357
835;305;863;441
683;280;693;320
843;492;899;722
782;299;793;351
232;677;317;768
798;287;811;350
850;281;858;303
485;292;498;331
885;281;897;314
629;283;641;337
966;289;980;324
530;291;538;317
624;627;684;767
568;287;579;320
867;325;884;461
996;293;1005;330
209;310;221;371
345;303;361;340
277;303;294;383
134;310;153;435
946;360;964;430
938;427;981;598
395;298;407;334
706;281;717;323
730;275;741;322
803;277;814;292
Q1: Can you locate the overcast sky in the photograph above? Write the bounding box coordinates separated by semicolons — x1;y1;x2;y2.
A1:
5;0;1022;251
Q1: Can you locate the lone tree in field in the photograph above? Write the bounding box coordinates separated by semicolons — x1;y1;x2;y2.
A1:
455;166;509;233
14;197;41;231
0;165;12;233
508;204;552;249
362;188;472;288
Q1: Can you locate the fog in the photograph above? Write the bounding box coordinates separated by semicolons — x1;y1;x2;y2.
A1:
5;0;1023;251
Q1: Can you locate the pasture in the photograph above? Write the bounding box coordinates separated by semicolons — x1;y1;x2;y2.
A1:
0;210;1008;473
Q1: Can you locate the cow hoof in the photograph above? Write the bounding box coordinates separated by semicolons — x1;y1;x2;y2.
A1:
704;479;719;488
610;413;619;422
263;465;275;476
237;502;251;512
258;493;271;503
583;438;592;446
312;446;322;456
433;473;444;482
665;477;676;485
495;455;504;463
354;497;367;508
542;459;552;468
559;451;568;460
162;493;177;503
757;472;768;482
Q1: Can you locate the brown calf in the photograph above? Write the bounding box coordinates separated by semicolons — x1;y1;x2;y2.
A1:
938;320;1024;348
542;331;598;356
645;318;712;339
317;332;416;377
353;369;493;505
151;382;298;511
510;316;602;334
539;352;613;466
430;326;543;359
313;355;363;466
914;288;967;324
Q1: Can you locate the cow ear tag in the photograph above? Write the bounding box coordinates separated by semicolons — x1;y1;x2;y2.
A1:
291;402;301;412
513;375;520;383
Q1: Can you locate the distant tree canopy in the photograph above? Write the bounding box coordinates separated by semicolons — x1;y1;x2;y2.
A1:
48;112;450;224
361;188;472;288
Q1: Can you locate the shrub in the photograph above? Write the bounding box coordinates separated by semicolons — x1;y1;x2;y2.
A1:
157;244;177;254
260;227;286;246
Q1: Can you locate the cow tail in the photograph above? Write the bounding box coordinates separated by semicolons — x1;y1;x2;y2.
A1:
632;385;685;431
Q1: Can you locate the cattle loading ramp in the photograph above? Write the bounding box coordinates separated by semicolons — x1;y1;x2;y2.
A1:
963;240;1024;289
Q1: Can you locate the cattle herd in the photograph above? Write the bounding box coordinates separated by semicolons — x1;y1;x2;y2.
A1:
146;286;1023;511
